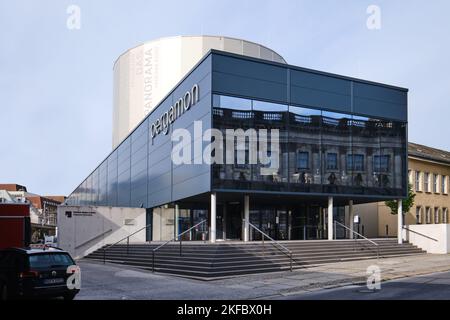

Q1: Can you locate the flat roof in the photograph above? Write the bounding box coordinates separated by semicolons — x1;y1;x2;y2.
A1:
210;49;408;92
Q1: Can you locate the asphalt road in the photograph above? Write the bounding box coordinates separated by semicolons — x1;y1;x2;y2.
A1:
280;271;450;300
75;260;450;300
74;260;278;300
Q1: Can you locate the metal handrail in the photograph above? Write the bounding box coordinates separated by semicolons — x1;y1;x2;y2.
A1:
402;226;438;242
244;219;294;272
103;223;152;264
334;221;379;260
152;220;207;272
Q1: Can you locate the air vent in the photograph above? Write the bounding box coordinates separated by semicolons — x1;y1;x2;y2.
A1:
124;219;135;226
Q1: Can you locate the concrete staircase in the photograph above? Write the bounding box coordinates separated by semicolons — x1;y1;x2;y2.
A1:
84;239;425;279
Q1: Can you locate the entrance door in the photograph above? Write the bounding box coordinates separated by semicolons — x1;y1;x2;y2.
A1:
250;209;279;240
290;205;324;240
291;206;307;240
192;209;208;240
225;203;242;240
276;210;288;240
260;209;276;239
145;209;153;241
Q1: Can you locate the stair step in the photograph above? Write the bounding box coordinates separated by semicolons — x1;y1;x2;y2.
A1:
84;241;426;279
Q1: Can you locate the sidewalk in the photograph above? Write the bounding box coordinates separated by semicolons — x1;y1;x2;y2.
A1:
76;254;450;300
211;254;450;298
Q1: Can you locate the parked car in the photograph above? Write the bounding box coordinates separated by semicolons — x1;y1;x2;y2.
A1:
0;247;80;300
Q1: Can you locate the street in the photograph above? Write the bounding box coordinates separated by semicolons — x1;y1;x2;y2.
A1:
280;271;450;300
74;256;450;300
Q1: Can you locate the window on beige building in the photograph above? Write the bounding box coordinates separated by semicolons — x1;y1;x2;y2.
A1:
434;207;440;224
426;207;431;224
433;174;439;193
415;206;422;224
415;171;421;191
443;175;448;195
444;208;448;224
408;170;413;185
424;173;430;192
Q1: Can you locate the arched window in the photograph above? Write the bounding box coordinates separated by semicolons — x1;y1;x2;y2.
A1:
415;206;423;224
426;207;431;224
434;207;440;224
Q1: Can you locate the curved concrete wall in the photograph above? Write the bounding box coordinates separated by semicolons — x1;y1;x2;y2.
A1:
112;35;286;148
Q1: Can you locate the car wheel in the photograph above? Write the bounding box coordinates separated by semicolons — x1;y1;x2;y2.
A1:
63;293;76;301
0;283;8;301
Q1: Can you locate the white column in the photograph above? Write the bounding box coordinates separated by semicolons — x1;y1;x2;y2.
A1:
398;199;403;244
244;195;250;242
222;205;227;240
328;196;334;240
175;204;179;240
348;200;354;239
210;193;216;243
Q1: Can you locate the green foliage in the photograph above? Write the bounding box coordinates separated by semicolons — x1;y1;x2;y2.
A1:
385;183;416;215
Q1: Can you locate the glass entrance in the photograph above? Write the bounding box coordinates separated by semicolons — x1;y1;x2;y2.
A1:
225;203;242;240
177;208;209;241
290;205;324;240
249;208;289;240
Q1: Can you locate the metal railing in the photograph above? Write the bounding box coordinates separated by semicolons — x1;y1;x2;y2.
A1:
334;221;380;260
402;226;438;242
103;223;152;264
244;219;294;272
290;225;324;240
152;220;207;273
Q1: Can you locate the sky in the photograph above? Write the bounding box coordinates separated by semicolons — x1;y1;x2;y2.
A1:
0;0;449;196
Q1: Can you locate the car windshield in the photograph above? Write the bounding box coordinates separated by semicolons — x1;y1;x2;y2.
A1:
29;253;74;268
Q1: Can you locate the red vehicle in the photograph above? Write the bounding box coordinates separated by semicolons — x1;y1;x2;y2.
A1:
0;203;31;250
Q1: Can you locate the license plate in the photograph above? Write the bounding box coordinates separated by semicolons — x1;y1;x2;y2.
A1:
43;278;64;285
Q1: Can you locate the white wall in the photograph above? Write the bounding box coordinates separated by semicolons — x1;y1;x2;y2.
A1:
403;224;450;254
152;207;175;241
57;206;147;259
346;203;379;238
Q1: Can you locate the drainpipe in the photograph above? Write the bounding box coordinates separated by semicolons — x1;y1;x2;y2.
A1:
398;199;403;244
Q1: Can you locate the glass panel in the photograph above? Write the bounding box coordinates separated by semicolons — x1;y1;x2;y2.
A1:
252;101;288;189
212;95;253;190
211;95;407;198
288;106;322;193
321;111;352;194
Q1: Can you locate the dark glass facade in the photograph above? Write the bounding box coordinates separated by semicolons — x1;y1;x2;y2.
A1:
212;94;407;197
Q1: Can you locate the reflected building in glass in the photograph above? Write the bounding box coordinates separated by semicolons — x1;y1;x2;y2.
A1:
65;50;408;242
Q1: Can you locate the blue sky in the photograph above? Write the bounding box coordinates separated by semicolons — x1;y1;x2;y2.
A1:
0;0;449;195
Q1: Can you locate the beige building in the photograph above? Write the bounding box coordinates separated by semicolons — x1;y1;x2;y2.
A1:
355;142;450;238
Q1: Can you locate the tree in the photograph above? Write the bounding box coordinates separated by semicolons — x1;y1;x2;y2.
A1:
385;183;416;215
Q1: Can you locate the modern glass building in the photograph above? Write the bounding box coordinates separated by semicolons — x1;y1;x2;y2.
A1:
65;50;408;243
